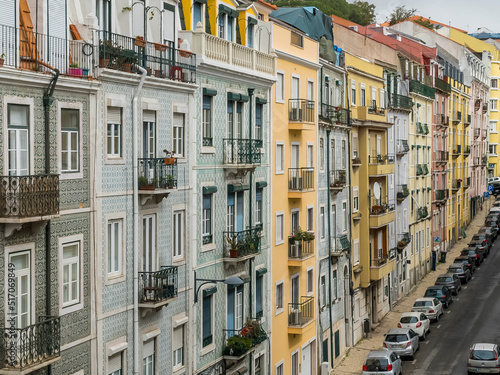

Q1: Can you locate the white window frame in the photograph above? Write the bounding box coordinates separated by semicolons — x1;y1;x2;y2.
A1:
106;106;124;161
319;205;325;240
172;208;185;261
172;324;185;370
342;201;348;233
276;211;285;245
142;337;157;375
275;279;285;315
57;101;83;179
200;289;215;354
320;273;326;308
291;349;300;375
201;188;215;250
59;235;83;313
275;360;285;375
275;142;285;174
106;213;126;284
306;267;314;295
351;80;356;106
173;113;185;157
353;187;359;212
276;71;285;103
319;137;325;171
353;239;360;266
105;337;128;375
306;205;314;232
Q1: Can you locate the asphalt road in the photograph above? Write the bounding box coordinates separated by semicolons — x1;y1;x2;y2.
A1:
404;239;500;374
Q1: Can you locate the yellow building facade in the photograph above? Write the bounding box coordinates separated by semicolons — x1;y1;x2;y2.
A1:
271;21;319;374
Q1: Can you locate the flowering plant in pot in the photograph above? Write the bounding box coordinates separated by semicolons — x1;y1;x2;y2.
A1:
226;235;239;258
163;149;175;164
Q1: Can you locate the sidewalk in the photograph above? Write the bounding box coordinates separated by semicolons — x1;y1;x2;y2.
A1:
333;197;492;374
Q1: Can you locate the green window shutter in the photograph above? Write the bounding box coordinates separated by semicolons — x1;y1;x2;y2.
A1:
194;0;207;3
227;184;250;193
227;92;240;101
256;97;267;104
256;181;267;189
203;88;217;96
205;4;211;34
203;186;218;194
256;268;267;276
203;286;217;297
236;18;241;45
247;17;257;26
178;0;186;30
239;94;249;102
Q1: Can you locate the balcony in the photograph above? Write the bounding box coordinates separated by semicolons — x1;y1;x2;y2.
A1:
388;93;413;111
397;232;411;251
288;297;314;334
434;189;448;203
370;255;395;281
464;114;471;126
423;124;429;135
330;170;347;192
138;158;177;205
97;31;196;83
482;155;488;166
452;145;462;158
416;164;423;176
416;122;423;134
435;77;451;93
422;164;429;175
320;104;350;126
417;206;429;220
331;235;351;256
464;146;470;157
191;29;275;75
288;99;315;130
138;266;178;310
397;185;409;202
0;316;61;373
370;199;396;228
223;226;262;266
368;155;395;176
436;150;449;164
222;320;267;360
464;177;470;189
0;175;59;227
355;106;387;121
352;156;362;167
223;139;262;171
474;128;481;139
396;140;410;156
0;24;92;78
452;179;461;192
288;168;314;198
288;231;315;266
482;129;487;139
410;80;435;99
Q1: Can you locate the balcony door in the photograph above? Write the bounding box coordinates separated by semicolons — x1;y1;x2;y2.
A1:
227;285;243;336
226;192;244;233
291;210;299;236
291;76;300;101
143;111;156;180
7;104;30;176
9;251;32;329
291;274;300;305
142;214;156;273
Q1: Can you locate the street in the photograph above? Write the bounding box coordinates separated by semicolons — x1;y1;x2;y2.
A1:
404;239;500;374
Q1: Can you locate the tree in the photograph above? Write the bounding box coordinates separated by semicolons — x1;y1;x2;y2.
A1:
387;5;417;26
414;17;437;30
349;1;376;26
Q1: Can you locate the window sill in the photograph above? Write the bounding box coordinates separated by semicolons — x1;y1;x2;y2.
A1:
60;172;84;180
59;301;84;316
275;308;284;316
105;273;126;286
201;243;216;253
275;99;285;104
173;364;186;374
104;157;125;165
201;146;216;154
201;343;215;357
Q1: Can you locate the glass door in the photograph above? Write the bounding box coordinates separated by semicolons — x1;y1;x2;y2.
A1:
9;251;31;329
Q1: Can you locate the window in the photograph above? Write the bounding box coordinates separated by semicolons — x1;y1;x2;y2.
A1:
341;139;346;169
96;0;112;32
489;144;497;155
256;188;263;225
255;103;263;141
320;206;325;239
291;351;299;375
108;220;122;276
193;2;203;28
62;241;80;307
492;79;498;88
173;325;184;369
108;352;123;375
491;99;498;110
332;269;338;300
202;194;212;244
353;239;360;265
291;31;303;47
256;274;263;317
307;268;314;294
307;206;314;232
351;80;356;106
202;96;212;146
173;210;185;260
227;285;244;332
352;132;359;158
107;107;122;157
173;113;184;157
248;23;254;48
7;104;29;176
360;85;366;106
142;215;156;273
255;352;264;375
276;212;284;244
353;187;359;212
218;13;225;38
342;202;347;232
227;16;234;42
320;275;326;308
371;86;376;108
202;293;213;346
61;108;80;172
143;339;155;375
276;362;284;375
276;72;284;102
319;138;324;171
275;281;284;313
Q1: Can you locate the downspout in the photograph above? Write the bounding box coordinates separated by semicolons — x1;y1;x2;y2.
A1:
43;67;59;375
133;66;147;375
247;87;254;375
326;129;334;367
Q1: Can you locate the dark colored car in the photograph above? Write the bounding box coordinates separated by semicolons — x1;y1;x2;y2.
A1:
479;227;496;241
491;182;500;196
424;286;453;308
453;256;476;275
435;273;461;295
468;240;488;259
447;264;471;284
483;222;499;239
460;248;484;266
486;214;500;223
471;233;492;251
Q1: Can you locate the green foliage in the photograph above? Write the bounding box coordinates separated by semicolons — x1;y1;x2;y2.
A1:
273;0;375;26
387;5;417;26
414;17;437;30
223;335;252;356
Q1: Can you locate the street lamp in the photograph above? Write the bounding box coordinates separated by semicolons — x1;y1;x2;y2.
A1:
193;270;243;303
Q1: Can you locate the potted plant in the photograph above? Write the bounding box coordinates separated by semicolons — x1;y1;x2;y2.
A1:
68;62;83;76
119;49;138;72
226;235;238;258
135;36;147;47
179;49;192;58
223;335;252;356
154;42;167;52
138;176;155;190
154;69;166;78
397;240;406;249
0;53;5;66
166;175;174;189
99;39;120;68
163;149;175;165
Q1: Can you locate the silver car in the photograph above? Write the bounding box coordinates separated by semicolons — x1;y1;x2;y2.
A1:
467;343;500;374
383;328;420;359
362;350;402;375
412;297;444;321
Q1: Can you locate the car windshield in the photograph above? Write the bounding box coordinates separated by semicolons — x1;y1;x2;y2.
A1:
436;277;452;282
461;250;475;256
365;358;389;371
413;301;432;307
425;289;442;297
385;334;408;342
473;235;485;241
471;350;497;360
400;316;418;323
448;268;461;273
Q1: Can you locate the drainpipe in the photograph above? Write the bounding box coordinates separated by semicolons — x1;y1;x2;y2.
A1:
43;67;59;375
248;87;254;375
133;66;147;375
326;129;334;367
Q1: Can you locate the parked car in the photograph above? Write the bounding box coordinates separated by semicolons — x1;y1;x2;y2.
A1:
471;233;492;251
486;215;500;225
447;264;472;284
492;201;500;208
482;223;499;239
453;256;476;275
362;350;403;375
424;285;453;308
460;248;484;266
490;182;500;196
488;177;500;183
467;343;500;374
383;328;420;359
468;241;489;259
411;298;444;322
478;227;496;242
435;273;461;295
398;312;431;340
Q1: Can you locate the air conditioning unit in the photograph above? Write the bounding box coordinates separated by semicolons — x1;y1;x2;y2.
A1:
289;108;302;121
289;176;302;190
290;243;300;258
289;309;301;325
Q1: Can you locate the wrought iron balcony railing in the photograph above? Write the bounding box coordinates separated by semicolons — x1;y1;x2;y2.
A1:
422;164;429;175
368;106;386;115
368;155;395;164
423;124;429;134
464;146;471;156
452;145;462;157
435;77;451;93
320;104;350;126
416;122;423;134
97;31;196;83
223;226;262;259
417;206;429;220
139;266;178;304
416;164;423;176
223;138;262;166
288;235;314;260
288;297;314;327
0;174;59;220
436;150;449;164
371;254;388;267
288;99;315;123
370;198;395;215
388;93;413;111
333;235;351;252
0;316;60;371
138;158;177;190
397;232;411;249
482;129;487;139
410;80;435;99
435;189;447;201
330;170;347;190
288;168;314;191
222;321;267;357
452;179;461;191
397;184;409;200
396;140;410;155
464;177;470;188
464;114;471;125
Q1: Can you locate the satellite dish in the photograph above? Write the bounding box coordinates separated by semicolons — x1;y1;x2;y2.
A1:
373;182;381;200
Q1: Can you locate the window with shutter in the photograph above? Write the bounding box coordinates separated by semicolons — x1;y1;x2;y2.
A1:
108;352;123;375
173;325;184;368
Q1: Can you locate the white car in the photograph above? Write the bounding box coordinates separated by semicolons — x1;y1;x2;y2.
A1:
398;312;431;340
411;297;444;322
489;177;500;183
